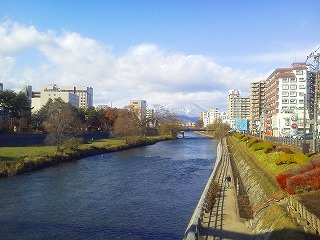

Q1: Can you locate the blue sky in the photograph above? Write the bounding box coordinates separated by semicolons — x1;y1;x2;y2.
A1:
0;0;320;111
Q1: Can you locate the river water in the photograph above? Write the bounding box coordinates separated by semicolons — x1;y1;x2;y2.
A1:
0;132;217;240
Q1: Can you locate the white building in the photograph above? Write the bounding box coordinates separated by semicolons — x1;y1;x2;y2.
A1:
31;85;79;112
31;84;94;113
228;89;250;120
58;85;93;108
264;63;312;136
201;108;228;128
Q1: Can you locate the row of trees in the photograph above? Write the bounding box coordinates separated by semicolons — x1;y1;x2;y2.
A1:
0;90;183;151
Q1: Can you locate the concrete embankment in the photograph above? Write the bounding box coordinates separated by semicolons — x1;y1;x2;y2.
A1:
184;137;320;240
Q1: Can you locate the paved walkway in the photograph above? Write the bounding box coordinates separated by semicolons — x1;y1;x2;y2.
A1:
199;142;254;240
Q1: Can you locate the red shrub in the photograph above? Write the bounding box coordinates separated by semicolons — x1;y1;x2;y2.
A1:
276;159;320;191
285;168;320;194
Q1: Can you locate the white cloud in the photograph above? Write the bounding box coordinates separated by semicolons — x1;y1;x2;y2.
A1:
0;20;258;111
0;19;49;54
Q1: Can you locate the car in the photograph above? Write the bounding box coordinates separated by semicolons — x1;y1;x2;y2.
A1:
297;133;314;140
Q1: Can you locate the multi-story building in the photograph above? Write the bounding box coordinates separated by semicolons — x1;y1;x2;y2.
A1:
31;85;79;112
0;83;3;91
249;81;265;133
130;100;147;122
228;89;250;120
263;62;311;136
58;85;93;108
201;108;228;128
31;84;93;112
146;108;155;127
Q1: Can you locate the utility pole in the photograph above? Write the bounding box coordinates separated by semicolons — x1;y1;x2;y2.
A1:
306;47;320;152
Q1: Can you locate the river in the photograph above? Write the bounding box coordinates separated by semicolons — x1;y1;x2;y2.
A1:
0;132;217;240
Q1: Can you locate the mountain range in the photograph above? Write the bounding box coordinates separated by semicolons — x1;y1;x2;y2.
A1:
164;103;206;123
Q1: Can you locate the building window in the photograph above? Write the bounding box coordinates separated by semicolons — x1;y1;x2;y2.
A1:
299;78;305;82
290;91;297;97
290;78;297;82
299;85;305;89
282;84;289;90
299;92;305;96
282;99;289;104
283;78;289;83
296;70;303;75
282;91;289;96
290;99;297;104
299;99;304;104
290;85;297;90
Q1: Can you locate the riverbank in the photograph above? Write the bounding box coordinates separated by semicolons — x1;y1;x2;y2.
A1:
0;135;174;178
185;135;320;239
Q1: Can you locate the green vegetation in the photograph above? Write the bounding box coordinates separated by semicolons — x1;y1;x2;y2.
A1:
228;135;307;238
206;119;230;141
0;136;173;177
275;153;309;165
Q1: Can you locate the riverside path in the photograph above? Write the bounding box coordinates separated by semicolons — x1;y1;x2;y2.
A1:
185;138;253;240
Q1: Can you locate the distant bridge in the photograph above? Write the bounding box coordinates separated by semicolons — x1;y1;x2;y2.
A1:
182;127;211;132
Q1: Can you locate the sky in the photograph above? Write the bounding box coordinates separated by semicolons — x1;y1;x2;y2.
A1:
0;0;320;111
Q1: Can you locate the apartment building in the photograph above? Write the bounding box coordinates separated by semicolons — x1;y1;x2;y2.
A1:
130;100;147;121
263;62;311;136
201;108;228;128
249;81;265;133
228;89;250;120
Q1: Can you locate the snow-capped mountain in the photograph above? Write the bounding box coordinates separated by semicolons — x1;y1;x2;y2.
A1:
164;103;206;122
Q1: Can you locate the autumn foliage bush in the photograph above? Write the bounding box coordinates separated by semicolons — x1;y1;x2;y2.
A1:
276;159;320;194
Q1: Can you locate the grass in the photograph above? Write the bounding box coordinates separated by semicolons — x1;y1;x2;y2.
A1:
0;138;126;162
0;136;174;177
0;146;56;161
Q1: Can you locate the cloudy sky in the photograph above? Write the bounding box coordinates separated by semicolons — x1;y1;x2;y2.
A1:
0;0;320;111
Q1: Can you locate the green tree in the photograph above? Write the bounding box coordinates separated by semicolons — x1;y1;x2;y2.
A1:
0;90;31;132
78;106;106;131
43;100;82;152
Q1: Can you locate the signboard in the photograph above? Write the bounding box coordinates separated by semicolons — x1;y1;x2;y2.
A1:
235;119;249;132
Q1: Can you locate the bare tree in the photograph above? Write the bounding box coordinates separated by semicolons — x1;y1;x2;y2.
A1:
43;99;82;152
206;118;230;141
113;109;144;144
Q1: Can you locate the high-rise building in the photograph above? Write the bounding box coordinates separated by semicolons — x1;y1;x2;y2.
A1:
228;89;250;120
0;83;3;91
263;62;311;136
130;100;147;121
249;81;265;133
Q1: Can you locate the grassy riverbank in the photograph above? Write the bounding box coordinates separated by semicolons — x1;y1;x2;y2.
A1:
228;134;320;239
0;135;174;177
